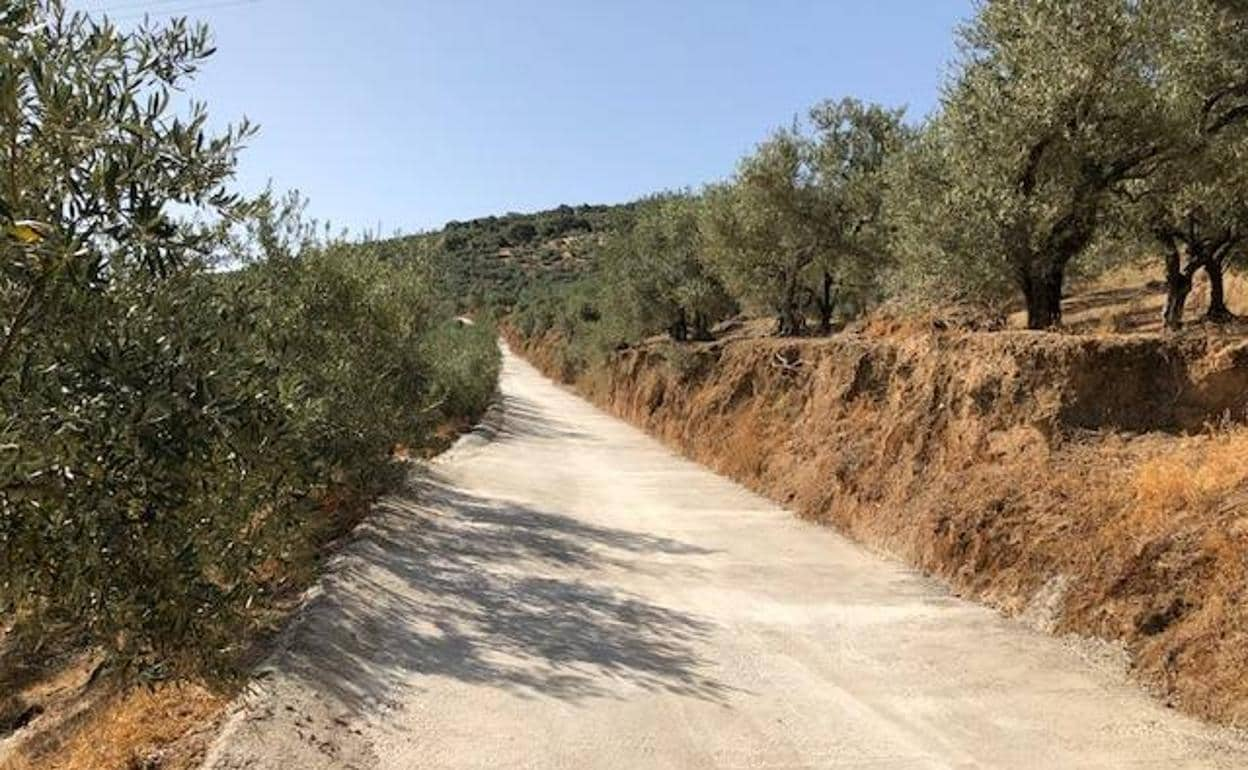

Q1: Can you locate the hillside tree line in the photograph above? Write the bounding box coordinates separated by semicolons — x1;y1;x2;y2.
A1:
508;0;1248;346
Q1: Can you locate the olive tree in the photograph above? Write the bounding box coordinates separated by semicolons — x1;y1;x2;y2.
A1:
0;1;268;679
1137;129;1248;327
701;133;824;336
702;99;904;337
600;193;732;341
923;0;1166;329
0;1;501;686
1138;0;1248;327
808;98;908;332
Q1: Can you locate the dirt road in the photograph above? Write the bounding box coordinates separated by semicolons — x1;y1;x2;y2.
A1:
205;346;1248;769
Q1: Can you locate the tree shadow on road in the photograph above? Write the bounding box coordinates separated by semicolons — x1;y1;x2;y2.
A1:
269;469;733;716
495;392;596;443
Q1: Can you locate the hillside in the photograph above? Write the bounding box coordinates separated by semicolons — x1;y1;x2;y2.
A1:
395;203;635;314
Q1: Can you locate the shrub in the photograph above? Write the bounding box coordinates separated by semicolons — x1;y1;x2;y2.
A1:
0;4;500;685
507;222;539;245
420;320;502;422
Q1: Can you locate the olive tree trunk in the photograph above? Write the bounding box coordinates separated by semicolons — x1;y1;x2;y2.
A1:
1164;274;1193;331
1205;258;1234;323
775;305;805;337
774;264;807;337
668;307;689;342
1021;266;1064;330
690;310;713;341
816;271;838;335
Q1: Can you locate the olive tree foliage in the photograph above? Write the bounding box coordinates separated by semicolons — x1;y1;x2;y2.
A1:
808;99;909;331
701;99;905;337
885;119;1007;310
0;2;501;684
599;193;733;342
0;1;254;365
235;197;443;493
0;2;267;678
894;0;1166;329
1164;0;1248;138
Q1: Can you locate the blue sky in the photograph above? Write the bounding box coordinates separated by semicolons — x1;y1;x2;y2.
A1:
73;0;973;235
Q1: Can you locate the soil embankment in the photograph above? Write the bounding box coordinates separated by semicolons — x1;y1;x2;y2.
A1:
507;324;1248;727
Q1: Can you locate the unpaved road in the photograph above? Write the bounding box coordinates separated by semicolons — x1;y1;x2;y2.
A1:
205;346;1248;769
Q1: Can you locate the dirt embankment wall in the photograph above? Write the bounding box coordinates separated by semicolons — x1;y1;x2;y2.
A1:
507;326;1248;727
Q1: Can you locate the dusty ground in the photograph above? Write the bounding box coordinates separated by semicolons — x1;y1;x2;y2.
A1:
202;346;1248;769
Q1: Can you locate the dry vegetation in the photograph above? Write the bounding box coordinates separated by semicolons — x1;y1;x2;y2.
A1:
1;682;225;770
1026;266;1248;335
507;275;1248;728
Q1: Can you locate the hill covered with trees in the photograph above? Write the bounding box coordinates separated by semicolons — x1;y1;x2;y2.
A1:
490;0;1248;362
391;202;635;316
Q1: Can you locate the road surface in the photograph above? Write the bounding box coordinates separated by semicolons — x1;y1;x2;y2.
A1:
205;345;1248;769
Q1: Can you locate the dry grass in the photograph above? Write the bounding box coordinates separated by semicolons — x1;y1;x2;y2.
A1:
1061;263;1248;335
2;683;225;770
1134;431;1248;521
